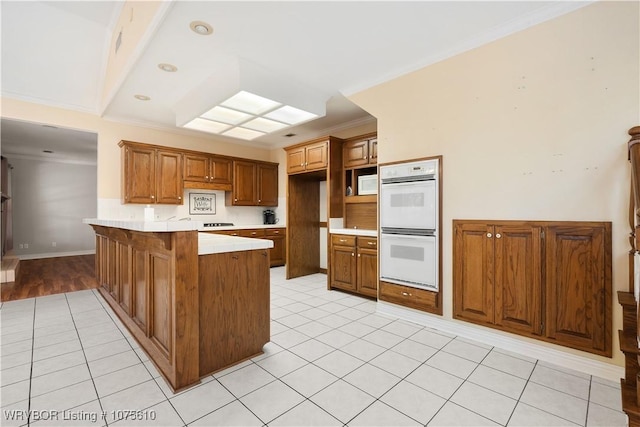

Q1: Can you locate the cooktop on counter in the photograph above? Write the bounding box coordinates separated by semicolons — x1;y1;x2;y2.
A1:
202;222;234;228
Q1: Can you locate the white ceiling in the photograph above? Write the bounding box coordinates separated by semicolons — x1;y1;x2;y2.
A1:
1;0;591;160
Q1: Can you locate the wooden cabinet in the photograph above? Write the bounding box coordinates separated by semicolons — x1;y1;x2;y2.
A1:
379;281;439;312
265;228;286;267
344;135;377;168
207;227;286;267
356;236;378;298
120;141;184;205
330;234;357;292
545;225;610;355
183;153;232;191
330;234;377;297
453;220;611;357
286;140;328;174
227;161;278;206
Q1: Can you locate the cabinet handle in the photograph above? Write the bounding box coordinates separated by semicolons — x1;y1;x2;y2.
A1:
231;255;239;260
178;196;182;200
363;156;367;159
496;233;501;238
351;253;355;256
401;291;413;297
205;176;209;179
273;231;279;234
339;239;347;243
357;254;361;257
300;163;304;167
487;233;492;238
251;232;257;235
305;162;308;166
234;198;238;202
367;241;375;246
150;195;155;199
258;199;261;203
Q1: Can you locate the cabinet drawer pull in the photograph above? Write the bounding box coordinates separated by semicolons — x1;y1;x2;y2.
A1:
487;233;492;238
496;233;501;238
273;231;279;234
367;241;376;246
231;255;239;260
151;195;155;199
251;232;257;235
258;199;261;203
401;291;412;297
339;239;347;243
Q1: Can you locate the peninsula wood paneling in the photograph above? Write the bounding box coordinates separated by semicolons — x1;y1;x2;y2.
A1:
198;249;270;375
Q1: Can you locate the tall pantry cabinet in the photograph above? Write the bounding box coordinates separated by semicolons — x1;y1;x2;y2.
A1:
453;219;612;357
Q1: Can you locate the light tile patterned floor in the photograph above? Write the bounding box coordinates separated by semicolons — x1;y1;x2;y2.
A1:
0;267;628;426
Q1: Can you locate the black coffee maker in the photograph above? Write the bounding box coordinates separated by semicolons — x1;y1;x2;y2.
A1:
263;209;277;225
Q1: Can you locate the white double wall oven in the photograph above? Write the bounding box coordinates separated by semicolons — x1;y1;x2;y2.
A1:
379;158;440;292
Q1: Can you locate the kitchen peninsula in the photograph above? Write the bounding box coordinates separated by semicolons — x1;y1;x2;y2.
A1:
84;219;273;391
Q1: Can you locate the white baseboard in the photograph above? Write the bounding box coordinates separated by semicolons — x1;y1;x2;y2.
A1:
376;301;624;383
18;250;95;260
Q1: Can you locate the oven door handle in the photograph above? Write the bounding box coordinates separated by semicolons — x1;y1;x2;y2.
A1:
380;179;434;188
381;232;436;240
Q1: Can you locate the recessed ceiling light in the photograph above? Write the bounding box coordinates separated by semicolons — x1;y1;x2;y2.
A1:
190;21;213;35
158;63;178;72
134;94;150;101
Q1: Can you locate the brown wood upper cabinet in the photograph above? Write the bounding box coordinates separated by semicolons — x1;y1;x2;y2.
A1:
344;135;377;168
453;220;611;357
226;161;278;206
120;141;184;205
286;140;328;174
183;153;232;191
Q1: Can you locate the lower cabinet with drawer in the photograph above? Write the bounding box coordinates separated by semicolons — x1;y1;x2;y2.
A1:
207;227;286;267
330;234;377;298
379;281;439;312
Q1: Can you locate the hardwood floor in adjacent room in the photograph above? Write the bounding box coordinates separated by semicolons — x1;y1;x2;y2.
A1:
0;255;97;302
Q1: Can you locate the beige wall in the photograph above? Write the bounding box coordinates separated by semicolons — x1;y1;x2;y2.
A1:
350;1;639;367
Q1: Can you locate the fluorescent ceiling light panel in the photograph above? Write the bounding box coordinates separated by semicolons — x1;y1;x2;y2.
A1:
265;105;318;124
221;91;282;115
201;106;252;125
184;118;231;134
243;117;289;133
222;127;265;140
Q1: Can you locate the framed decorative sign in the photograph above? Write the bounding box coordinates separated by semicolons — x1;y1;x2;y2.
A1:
189;193;216;215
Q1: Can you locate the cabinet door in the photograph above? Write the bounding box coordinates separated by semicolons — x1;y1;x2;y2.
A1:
368;139;378;164
131;248;149;334
118;241;132;316
545;225;610;355
183;154;210;183
305;141;328;171
257;163;278;206
331;243;357;291
210;156;232;187
268;235;286;267
344;139;369;168
123;145;155;204
155;150;183;205
231;161;257;205
286;147;306;174
149;253;173;360
494;225;542;336
357;247;378;297
453;222;494;324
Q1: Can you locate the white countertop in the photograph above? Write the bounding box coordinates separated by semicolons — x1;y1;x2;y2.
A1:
198;233;273;255
83;219;286;233
83;218;203;232
329;228;378;237
83;219;275;255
